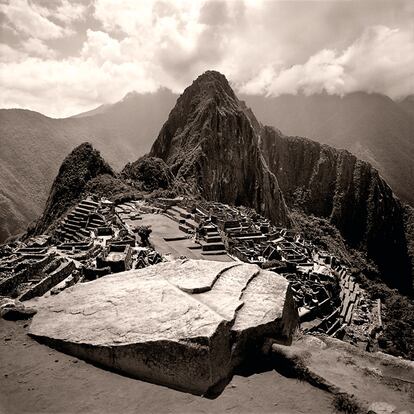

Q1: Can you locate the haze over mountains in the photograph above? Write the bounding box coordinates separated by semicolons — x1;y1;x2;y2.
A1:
0;89;175;241
1;83;413;243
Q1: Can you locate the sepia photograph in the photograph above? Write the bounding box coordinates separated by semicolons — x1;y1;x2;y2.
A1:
0;1;413;413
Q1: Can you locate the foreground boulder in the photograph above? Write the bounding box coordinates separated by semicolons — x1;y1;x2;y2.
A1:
28;259;297;395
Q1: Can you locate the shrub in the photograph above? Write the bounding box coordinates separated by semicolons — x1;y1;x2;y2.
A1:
122;156;173;192
333;393;362;414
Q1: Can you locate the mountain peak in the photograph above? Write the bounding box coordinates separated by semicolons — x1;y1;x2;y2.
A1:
62;142;111;169
150;71;290;226
190;70;235;94
33;142;114;234
120;87;172;103
179;70;239;113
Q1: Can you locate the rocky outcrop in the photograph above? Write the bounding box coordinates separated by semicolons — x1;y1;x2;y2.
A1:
260;126;412;293
29;259;297;396
266;335;414;413
33;143;114;235
150;71;290;226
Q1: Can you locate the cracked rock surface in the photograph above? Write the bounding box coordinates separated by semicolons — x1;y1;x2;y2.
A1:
28;259;297;395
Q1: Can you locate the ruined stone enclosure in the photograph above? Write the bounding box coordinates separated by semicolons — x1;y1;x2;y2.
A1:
28;259;297;396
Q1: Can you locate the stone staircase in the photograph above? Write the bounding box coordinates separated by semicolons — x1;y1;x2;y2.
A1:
165;205;197;234
200;224;226;255
55;198;101;242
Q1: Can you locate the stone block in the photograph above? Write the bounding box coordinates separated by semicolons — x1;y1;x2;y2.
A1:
29;259;297;395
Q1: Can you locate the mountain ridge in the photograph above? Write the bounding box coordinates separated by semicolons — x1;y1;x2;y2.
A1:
260;126;411;292
242;91;414;206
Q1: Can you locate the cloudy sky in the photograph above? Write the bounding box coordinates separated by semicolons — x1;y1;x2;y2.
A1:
1;0;413;117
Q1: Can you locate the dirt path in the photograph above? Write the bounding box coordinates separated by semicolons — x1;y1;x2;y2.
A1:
0;319;333;414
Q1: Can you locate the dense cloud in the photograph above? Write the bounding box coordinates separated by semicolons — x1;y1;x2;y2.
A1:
240;26;414;98
0;0;413;117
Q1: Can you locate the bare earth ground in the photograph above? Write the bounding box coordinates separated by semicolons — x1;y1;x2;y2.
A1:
0;319;334;414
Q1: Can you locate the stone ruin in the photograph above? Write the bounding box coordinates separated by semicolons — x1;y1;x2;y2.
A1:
0;194;385;394
0;197;164;301
0;241;75;302
152;198;385;351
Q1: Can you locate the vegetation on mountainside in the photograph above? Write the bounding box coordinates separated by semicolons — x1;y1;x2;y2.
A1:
403;204;414;281
32;143;114;235
332;393;362;414
122;156;173;192
84;174;142;203
291;209;414;360
354;273;414;360
290;210;375;272
356;203;414;360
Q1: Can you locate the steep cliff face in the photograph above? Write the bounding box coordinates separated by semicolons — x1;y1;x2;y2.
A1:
242;92;414;207
260;126;412;293
150;71;290;226
33;142;114;234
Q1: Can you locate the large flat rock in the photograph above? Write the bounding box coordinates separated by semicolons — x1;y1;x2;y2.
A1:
29;259;297;395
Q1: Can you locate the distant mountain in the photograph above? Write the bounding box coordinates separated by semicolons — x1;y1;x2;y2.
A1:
399;95;414;117
0;88;177;242
241;92;414;206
